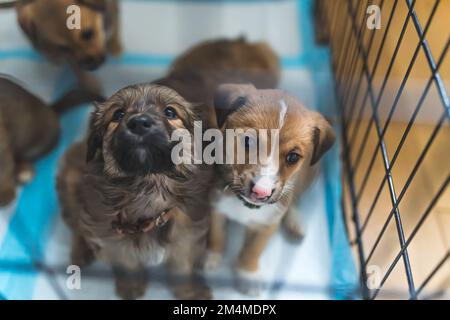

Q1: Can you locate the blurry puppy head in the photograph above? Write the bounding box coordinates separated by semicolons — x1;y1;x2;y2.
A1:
17;0;113;70
169;37;281;89
214;84;335;208
86;84;198;177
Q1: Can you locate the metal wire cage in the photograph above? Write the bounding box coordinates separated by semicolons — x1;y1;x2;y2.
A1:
315;0;450;299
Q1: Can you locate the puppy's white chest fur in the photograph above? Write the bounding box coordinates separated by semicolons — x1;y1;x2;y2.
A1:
215;194;285;227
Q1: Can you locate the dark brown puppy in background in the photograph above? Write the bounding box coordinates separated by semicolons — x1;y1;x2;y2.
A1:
15;0;121;93
57;85;214;300
0;76;102;206
169;37;280;88
156;37;281;128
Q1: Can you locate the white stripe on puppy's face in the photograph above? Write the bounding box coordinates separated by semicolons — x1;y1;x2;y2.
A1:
260;99;287;175
278;99;288;129
253;99;288;196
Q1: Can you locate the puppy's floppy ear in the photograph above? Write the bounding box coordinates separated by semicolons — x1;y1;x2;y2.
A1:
86;103;103;163
16;2;38;44
77;0;107;11
213;83;256;128
86;130;102;163
310;113;336;166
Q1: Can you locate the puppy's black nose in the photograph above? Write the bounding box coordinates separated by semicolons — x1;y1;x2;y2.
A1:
127;115;153;135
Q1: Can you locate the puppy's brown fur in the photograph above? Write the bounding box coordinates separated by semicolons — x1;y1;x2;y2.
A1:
169;37;280;88
156;37;281;128
57;84;214;300
16;0;122;92
0;77;100;206
206;84;335;295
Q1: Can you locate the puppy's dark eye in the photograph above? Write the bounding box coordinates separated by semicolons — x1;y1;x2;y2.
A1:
164;107;178;120
286;152;301;164
112;109;125;122
81;29;94;41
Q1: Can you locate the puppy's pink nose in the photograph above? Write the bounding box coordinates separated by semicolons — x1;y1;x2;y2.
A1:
251;176;274;199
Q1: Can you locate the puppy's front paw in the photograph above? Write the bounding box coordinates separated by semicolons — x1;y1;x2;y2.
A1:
282;210;304;243
0;187;16;207
16;164;34;184
203;250;223;271
172;283;212;300
234;268;264;296
115;276;148;300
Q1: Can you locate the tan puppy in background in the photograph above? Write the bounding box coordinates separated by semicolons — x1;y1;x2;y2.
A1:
15;0;121;92
206;84;335;295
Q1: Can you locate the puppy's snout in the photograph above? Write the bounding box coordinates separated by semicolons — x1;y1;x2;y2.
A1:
250;176;275;200
80;54;106;70
127;114;153;136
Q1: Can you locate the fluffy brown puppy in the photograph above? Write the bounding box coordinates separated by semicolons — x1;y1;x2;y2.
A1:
16;0;121;92
205;84;335;295
0;77;102;206
57;84;214;300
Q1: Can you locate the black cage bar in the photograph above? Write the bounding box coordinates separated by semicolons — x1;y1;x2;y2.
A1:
316;0;450;299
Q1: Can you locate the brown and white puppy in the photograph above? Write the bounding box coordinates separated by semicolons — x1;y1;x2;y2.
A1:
16;0;121;92
0;76;102;206
205;84;335;295
57;84;213;300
